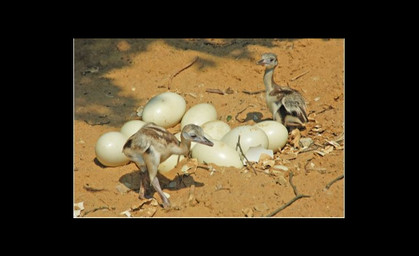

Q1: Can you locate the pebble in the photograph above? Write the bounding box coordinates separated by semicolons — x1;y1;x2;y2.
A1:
253;203;269;212
115;183;131;194
275;176;288;186
242;207;254;217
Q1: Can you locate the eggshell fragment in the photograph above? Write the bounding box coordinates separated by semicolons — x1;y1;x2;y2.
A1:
221;125;269;154
245;146;274;163
192;140;243;168
142;92;186;128
254;121;288;152
201;120;231;140
181;103;217;129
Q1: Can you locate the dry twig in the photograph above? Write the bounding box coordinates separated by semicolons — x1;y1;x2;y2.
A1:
290;70;310;81
235;104;254;122
266;171;310;217
168;56;199;90
242;89;266;95
83;184;106;192
324;174;344;190
82;206;112;216
236;135;257;175
205;88;225;95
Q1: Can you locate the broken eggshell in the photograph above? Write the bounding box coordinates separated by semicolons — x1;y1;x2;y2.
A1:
192;139;243;168
245;146;274;163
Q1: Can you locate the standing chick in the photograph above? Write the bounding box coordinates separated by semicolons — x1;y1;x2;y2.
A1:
257;53;308;131
123;123;213;208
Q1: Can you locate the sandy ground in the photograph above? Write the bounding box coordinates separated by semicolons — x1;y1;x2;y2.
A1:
74;38;344;218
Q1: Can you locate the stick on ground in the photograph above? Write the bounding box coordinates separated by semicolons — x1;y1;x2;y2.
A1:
168;56;199;90
324;174;344;190
236;135;257;175
242;89;266;95
266;171;310;217
235;104;254;122
290;70;310;81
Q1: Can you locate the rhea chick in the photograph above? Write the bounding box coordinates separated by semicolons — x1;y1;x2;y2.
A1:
123;123;214;208
257;53;308;131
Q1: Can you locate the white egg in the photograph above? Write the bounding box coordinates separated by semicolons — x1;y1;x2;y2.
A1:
192;140;243;168
95;132;130;167
120;120;146;138
142;92;186;128
254;121;289;152
181;103;217;129
221;125;269;154
201;120;231;140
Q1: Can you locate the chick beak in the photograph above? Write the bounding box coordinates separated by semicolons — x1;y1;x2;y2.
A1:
257;59;266;65
197;136;214;147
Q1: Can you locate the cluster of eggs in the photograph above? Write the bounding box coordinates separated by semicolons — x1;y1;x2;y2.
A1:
95;91;289;172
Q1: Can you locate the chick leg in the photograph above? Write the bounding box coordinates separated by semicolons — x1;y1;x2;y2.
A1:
284;115;305;132
151;176;171;208
144;150;171;208
138;171;147;200
135;163;148;200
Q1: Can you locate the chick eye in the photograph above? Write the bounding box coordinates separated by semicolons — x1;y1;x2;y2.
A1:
270;58;274;62
190;134;197;138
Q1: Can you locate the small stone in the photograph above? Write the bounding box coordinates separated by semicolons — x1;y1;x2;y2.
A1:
116;40;131;51
253;203;269;212
242;207;254;217
275;176;288;186
116;183;131;194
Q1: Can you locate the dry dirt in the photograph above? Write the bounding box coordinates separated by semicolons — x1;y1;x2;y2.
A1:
74;38;344;218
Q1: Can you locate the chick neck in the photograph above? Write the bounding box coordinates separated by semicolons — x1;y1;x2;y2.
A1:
179;134;192;156
263;66;278;92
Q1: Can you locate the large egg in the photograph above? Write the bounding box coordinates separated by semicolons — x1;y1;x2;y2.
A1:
221;125;269;154
201;120;231;140
142;92;186;128
181;103;217;129
95;132;130;167
158;132;185;174
192;140;243;168
254;121;288;152
158;154;185;174
120;120;146;138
